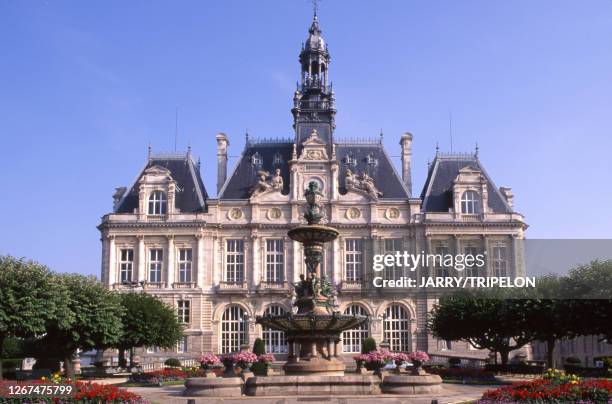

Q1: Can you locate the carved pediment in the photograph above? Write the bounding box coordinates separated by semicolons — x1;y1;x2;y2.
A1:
455;166;485;184
141;165;173;183
299;129;328;161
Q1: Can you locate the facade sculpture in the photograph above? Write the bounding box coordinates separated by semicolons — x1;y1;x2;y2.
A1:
345;169;382;200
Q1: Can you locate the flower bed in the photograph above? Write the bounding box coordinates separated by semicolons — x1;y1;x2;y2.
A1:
479;376;612;403
0;380;147;403
129;367;210;384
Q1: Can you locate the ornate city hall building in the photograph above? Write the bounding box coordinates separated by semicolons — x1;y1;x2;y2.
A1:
98;13;527;364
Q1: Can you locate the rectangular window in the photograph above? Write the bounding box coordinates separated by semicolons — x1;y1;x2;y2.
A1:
225;240;244;283
383;239;403;280
119;249;134;283
177;300;190;324
433;243;450;278
492;244;508;277
464;245;480;277
148;249;163;283
345;239;363;282
265;239;284;282
177;336;188;353
178;248;193;283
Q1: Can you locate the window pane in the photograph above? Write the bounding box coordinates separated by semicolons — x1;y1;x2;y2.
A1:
342;305;369;353
263;305;287;353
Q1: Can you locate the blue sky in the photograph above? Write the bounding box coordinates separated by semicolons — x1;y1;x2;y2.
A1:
1;0;611;276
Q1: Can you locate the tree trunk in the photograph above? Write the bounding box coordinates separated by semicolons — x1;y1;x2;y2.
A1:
500;350;510;365
129;348;134;368
546;339;556;369
0;334;5;381
118;349;126;368
64;353;74;379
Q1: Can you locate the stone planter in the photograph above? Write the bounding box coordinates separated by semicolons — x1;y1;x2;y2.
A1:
381;374;443;394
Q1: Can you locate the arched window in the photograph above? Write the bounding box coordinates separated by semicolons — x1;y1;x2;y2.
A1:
383;305;410;352
148;191;167;215
460;191;480;214
262;306;287;353
342;305;370;353
220;306;247;354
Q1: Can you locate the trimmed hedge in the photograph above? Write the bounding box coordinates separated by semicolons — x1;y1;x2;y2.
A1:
361;338;377;354
484;363;545;375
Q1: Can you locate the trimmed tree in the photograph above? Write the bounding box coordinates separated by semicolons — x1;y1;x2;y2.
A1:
41;274;124;377
361;337;377;354
0;256;71;380
114;292;184;367
428;289;535;365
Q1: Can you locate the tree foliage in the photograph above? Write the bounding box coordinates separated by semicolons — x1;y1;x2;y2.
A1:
41;274;124;377
114;292;183;366
428;288;535;365
0;256;71;379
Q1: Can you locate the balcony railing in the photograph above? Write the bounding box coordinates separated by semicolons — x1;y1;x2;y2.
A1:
340;280;365;290
218;281;248;291
258;280;289;291
173;282;196;289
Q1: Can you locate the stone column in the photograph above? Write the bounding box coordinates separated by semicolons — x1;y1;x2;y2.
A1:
196;233;205;287
213;236;221;285
137;235;146;283
166;235;175;288
292;240;301;282
482;235;490;277
108;235;116;287
251;234;260;288
100;237;108;285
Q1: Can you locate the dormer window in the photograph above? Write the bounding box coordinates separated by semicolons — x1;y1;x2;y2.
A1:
252;152;263;167
460;191;480;214
148;190;167;215
345;153;356;166
273;153;283;165
366;152;378;166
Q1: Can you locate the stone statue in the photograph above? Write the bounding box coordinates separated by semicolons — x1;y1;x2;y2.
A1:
345;169;382;199
271;168;283;190
251;169;284;197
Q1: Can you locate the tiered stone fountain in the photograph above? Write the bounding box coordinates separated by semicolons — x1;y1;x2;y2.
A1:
246;181;380;395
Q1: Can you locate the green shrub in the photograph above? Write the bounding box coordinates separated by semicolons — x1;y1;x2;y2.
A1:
164;357;181;367
251;361;267;375
253;338;266;356
565;356;581;365
361;338;377;354
1;358;22;370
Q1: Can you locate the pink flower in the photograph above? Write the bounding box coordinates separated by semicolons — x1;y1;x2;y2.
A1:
393;352;410;363
407;351;430;363
199;353;221;365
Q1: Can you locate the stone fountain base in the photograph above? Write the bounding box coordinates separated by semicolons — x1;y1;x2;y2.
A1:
380;374;443;394
183;377;243;397
245;375;381;396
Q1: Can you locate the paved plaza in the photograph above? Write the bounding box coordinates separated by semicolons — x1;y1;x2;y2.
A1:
126;383;495;404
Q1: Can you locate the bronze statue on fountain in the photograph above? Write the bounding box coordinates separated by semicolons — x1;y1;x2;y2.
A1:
256;181;368;375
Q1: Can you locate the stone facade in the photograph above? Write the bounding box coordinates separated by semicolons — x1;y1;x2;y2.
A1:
98;13;527;364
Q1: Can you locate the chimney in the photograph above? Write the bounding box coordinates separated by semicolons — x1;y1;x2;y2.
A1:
216;133;229;194
400;132;413;195
500;187;514;209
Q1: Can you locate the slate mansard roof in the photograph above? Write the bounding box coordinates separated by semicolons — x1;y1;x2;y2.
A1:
420;154;512;213
218;139;410;200
115;153;208;213
336;143;410;199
